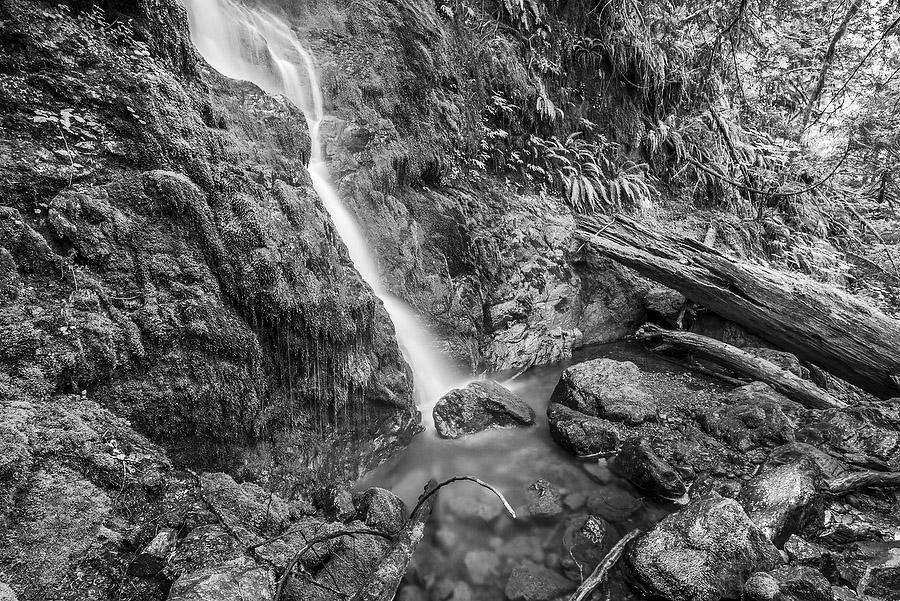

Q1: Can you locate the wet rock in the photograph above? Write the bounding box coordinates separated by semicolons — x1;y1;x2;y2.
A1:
524;479;563;518
550;359;658;425
563;492;587;511
560;515;608;579
128;527;177;576
201;472;290;534
464;550;500;585
610;438;687;501
701;383;805;451
744;566;833;601
504;561;575;601
784;535;832;567
585;487;643;522
316;485;357;522
644;287;686;325
627;495;782;601
354;487;406;535
0;582;16;601
547;403;621;456
167;556;274;600
795;406;900;467
433;380;535;439
739;460;823;545
167;525;243;577
834;541;900;599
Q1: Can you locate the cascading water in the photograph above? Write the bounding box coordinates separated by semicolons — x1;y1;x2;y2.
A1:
182;0;462;423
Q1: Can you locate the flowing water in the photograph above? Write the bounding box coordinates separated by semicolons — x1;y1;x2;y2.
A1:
182;3;669;597
182;0;464;419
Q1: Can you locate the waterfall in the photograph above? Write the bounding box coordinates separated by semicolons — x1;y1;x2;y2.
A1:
182;0;463;425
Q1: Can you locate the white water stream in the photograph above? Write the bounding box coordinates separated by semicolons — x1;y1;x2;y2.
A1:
182;0;463;422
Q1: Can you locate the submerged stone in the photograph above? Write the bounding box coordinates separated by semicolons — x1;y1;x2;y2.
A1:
504;561;575;601
433;380;535;439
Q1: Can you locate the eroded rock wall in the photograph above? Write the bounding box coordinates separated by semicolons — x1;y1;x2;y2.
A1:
0;0;416;491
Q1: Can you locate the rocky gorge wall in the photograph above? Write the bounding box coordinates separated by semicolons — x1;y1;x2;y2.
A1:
0;0;419;496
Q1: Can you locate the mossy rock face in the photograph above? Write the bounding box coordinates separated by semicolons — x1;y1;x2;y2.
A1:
0;0;415;485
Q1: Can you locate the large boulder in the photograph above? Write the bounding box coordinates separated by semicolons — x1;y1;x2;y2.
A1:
610;438;687;501
627;495;782;601
433;380;535;439
739;460;824;545
701;383;805;452
547;403;621;456
550;359;658;425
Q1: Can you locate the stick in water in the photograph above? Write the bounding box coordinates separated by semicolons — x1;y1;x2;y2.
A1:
409;476;517;519
569;529;641;601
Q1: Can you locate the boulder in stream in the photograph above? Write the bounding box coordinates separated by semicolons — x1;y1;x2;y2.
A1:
627;495;782;601
433;380;535;439
610;437;687;501
550;358;658;425
547;403;621;456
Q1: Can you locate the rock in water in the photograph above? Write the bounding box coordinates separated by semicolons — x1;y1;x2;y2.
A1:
627;495;782;601
433;380;535;439
550;359;658;424
167;557;274;600
744;566;834;601
504;561;576;601
610;438;686;501
738;460;823;545
547;403;621;456
524;479;563;518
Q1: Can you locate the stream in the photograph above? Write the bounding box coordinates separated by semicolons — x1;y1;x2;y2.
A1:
360;342;679;600
182;2;676;598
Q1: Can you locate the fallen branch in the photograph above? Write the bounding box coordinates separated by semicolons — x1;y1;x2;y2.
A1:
636;324;845;410
827;471;900;494
569;529;641;601
409;476;517;520
349;480;439;601
273;528;393;601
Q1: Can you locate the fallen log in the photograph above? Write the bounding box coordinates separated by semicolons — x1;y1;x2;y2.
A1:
350;480;439;601
827;470;900;494
636;324;846;410
577;215;900;399
569;529;641;601
351;477;515;601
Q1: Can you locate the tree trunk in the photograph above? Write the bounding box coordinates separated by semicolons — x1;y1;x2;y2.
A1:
636;324;845;409
800;0;863;131
576;215;900;399
350;480;439;601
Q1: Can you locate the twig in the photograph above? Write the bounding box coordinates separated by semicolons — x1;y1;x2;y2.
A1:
409;476;516;519
273;529;392;601
569;529;641;601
